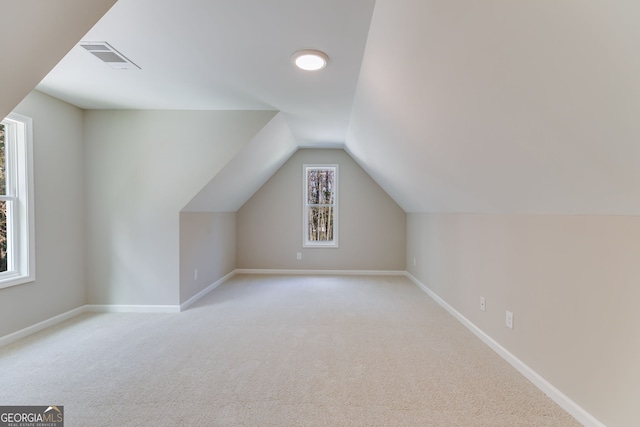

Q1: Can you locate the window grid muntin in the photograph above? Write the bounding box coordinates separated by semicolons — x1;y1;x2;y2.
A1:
303;164;338;247
0;119;20;275
0;113;34;287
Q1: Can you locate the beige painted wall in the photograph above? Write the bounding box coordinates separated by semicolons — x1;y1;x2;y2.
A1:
179;212;236;304
237;149;406;271
83;110;275;306
406;213;640;427
0;91;86;337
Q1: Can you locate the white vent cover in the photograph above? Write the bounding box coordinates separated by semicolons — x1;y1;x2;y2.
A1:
79;41;140;70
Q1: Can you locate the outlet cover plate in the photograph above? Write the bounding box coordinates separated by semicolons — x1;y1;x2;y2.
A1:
506;310;514;329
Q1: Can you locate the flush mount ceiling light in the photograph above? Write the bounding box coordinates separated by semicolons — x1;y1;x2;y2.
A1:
79;41;141;70
291;49;329;71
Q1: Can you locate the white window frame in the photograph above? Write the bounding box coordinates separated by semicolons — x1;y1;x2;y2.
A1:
0;112;35;289
303;164;338;248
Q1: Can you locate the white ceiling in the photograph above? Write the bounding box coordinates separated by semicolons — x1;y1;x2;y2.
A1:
0;0;117;120
20;0;640;215
347;0;640;214
36;0;376;147
183;112;297;212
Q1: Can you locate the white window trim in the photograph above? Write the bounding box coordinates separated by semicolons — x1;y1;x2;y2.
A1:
0;112;35;289
303;164;338;248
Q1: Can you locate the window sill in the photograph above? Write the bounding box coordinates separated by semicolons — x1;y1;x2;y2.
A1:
303;242;339;248
0;273;36;290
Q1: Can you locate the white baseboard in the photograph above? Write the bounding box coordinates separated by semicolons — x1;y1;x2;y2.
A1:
85;304;181;314
1;272;242;347
0;306;86;348
236;268;406;276
0;270;403;347
0;269;605;427
405;272;605;427
180;270;237;311
0;303;183;348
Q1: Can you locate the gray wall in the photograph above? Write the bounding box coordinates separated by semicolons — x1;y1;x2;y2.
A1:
237;149;406;271
83;109;275;306
180;212;236;304
406;213;640;427
0;91;86;337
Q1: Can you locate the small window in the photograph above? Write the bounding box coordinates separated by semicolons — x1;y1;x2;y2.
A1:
303;164;338;247
0;113;35;289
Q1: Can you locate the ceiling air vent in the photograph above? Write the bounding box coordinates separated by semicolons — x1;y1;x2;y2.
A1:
79;41;141;70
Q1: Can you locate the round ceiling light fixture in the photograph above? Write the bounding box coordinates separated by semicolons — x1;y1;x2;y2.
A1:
292;49;329;71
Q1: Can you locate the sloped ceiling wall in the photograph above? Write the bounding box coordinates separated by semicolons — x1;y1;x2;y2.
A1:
347;0;640;214
0;0;117;119
183;112;296;212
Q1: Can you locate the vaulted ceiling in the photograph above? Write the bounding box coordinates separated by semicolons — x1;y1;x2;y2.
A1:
0;0;117;120
347;0;640;214
35;0;375;148
5;0;640;214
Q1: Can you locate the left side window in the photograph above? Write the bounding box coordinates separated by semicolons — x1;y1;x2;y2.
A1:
0;113;35;289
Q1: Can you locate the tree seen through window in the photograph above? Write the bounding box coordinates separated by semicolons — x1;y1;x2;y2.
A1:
305;165;337;246
0;123;6;272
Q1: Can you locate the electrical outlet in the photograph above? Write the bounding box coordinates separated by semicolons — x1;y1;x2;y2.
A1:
296;252;302;260
480;297;486;312
194;269;198;280
506;310;514;329
413;257;417;266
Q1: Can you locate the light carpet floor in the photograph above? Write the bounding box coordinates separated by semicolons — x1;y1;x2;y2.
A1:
0;275;580;426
